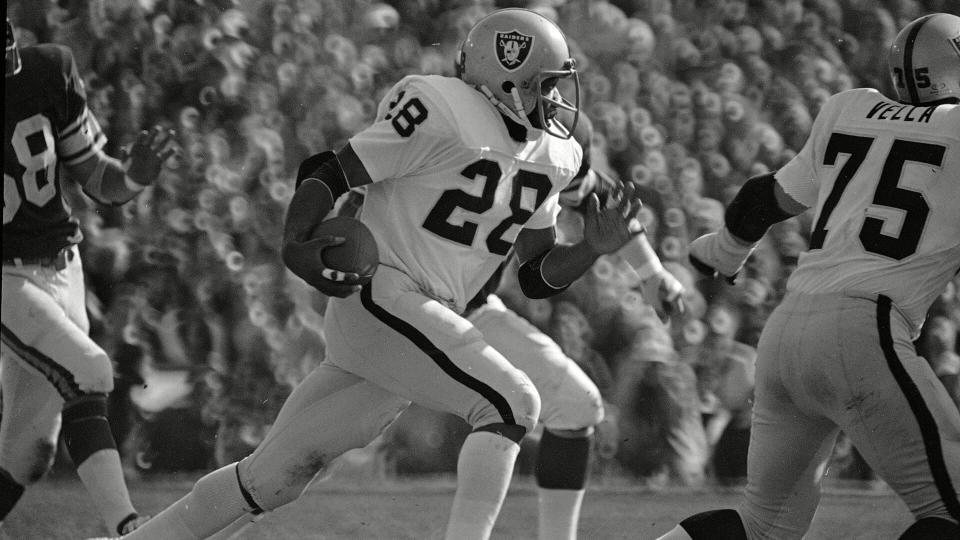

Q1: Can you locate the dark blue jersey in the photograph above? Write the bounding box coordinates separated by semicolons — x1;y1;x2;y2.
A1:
3;44;106;259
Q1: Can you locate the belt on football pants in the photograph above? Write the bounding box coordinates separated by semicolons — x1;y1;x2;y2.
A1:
2;247;74;271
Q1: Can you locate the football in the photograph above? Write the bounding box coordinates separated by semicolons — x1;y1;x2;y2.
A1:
310;216;380;279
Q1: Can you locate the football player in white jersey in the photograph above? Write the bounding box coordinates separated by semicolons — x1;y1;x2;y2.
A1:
317;110;683;540
111;9;643;540
658;13;960;540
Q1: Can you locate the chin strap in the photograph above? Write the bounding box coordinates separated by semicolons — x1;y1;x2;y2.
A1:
478;84;535;132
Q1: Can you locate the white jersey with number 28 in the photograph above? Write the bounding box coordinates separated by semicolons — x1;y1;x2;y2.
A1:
776;88;960;334
347;75;582;313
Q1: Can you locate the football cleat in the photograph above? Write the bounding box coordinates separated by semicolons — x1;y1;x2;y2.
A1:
455;8;580;139
888;12;960;104
6;17;21;77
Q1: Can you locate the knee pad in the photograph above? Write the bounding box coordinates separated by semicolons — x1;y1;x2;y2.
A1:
680;509;748;540
61;394;117;467
536;428;591;490
899;517;959;539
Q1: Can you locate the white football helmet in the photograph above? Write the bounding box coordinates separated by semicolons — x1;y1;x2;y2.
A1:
888;12;960;104
456;8;579;139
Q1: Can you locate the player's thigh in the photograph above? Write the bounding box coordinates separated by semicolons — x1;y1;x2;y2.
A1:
0;353;63;483
1;267;111;396
739;300;840;540
469;297;602;430
835;296;960;523
325;268;539;431
239;362;409;509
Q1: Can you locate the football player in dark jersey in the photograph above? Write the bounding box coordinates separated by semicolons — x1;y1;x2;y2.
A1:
1;17;175;536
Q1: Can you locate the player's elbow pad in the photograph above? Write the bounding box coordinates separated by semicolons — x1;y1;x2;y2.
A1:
724;172;795;243
296;150;350;200
517;249;569;299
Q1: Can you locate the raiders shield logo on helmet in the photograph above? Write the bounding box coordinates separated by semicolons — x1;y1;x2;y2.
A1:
495;30;534;71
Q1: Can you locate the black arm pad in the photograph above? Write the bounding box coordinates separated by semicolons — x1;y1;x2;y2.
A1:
296;151;334;189
295;151;349;199
724;172;795;243
517;249;569;299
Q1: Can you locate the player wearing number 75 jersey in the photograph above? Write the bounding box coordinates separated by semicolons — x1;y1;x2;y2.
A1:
2;17;174;536
111;8;643;540
660;12;960;540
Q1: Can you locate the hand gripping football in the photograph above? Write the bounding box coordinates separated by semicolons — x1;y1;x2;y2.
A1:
311;217;380;278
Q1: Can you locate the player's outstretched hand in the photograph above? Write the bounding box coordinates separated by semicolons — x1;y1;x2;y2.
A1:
583;182;643;256
124;126;177;188
639;269;686;323
285;236;368;298
687;228;756;284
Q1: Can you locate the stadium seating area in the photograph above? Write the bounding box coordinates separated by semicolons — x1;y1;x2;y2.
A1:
8;0;958;485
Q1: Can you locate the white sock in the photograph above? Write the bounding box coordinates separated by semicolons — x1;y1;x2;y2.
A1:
537;488;585;540
445;431;521;540
74;449;136;533
125;464;253;540
656;525;694;540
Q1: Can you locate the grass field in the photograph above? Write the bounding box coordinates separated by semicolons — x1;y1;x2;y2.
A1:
2;474;912;540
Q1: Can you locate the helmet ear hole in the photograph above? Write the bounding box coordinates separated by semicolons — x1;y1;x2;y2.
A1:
454;49;465;78
501;81;515;94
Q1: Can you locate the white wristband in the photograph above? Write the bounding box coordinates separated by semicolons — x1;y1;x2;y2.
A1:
620;234;664;280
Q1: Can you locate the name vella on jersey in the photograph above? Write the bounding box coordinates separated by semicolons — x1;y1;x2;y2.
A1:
865;100;938;123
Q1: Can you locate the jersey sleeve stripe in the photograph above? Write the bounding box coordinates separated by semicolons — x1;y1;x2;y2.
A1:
59;108;90;139
58;108;106;165
59;132;106;165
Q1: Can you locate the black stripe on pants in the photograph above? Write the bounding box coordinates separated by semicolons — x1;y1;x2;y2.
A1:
877;295;960;521
359;284;517;425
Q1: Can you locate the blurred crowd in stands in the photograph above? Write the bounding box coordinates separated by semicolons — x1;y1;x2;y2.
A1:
8;0;959;487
